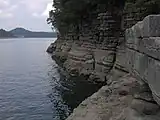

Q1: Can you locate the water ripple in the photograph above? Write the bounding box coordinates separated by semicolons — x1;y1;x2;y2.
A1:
0;38;100;120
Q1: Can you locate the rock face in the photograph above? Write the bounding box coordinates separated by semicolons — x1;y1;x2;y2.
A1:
124;15;160;105
47;11;122;83
67;74;160;120
47;14;160;119
49;40;115;83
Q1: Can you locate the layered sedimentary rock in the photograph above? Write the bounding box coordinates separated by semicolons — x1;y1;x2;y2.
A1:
49;39;115;83
125;15;160;105
47;14;160;120
47;11;122;83
67;74;160;120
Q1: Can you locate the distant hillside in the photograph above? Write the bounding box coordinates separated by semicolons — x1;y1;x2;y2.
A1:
10;28;57;38
0;29;15;38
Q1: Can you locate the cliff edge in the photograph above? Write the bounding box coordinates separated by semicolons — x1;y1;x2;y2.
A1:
47;14;160;120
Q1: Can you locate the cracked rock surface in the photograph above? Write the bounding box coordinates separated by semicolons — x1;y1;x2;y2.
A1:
67;74;160;120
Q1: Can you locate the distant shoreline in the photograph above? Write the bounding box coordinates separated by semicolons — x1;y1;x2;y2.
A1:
0;27;57;39
0;37;57;39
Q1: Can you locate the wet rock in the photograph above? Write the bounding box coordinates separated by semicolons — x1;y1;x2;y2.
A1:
46;43;56;53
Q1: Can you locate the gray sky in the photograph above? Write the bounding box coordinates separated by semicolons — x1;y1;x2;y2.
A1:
0;0;53;32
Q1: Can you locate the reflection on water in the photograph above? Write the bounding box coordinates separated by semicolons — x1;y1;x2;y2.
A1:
0;38;100;120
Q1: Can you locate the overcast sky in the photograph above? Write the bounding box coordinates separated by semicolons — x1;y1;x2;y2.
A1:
0;0;53;32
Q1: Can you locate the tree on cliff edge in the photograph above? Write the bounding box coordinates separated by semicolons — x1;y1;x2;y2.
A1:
47;0;160;38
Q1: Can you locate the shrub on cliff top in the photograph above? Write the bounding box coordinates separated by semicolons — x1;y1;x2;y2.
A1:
47;0;160;36
125;0;160;20
47;0;125;35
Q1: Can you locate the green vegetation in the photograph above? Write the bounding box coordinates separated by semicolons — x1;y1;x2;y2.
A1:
125;0;160;20
48;0;160;37
0;29;15;38
47;0;119;35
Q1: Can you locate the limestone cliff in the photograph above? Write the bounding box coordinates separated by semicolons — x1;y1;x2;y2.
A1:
47;14;160;120
46;1;160;119
47;11;122;83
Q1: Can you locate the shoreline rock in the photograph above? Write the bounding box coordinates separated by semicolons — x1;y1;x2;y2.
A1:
66;73;160;120
47;40;117;84
47;14;160;120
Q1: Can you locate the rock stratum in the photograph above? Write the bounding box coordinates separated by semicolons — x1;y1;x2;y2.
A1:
47;14;160;120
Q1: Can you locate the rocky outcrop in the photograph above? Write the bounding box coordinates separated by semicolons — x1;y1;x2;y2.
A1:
48;40;116;83
47;11;122;83
125;15;160;105
47;15;160;119
67;73;160;120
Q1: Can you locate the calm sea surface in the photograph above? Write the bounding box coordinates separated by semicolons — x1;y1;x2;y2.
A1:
0;38;99;120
